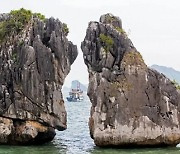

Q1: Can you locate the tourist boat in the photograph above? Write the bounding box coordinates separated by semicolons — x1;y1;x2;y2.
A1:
66;82;84;102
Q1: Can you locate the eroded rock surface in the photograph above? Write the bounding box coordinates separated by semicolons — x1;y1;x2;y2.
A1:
0;12;77;144
81;13;180;147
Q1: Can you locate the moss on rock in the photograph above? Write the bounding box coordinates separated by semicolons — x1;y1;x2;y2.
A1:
99;34;114;53
62;23;69;36
172;80;180;90
121;51;145;67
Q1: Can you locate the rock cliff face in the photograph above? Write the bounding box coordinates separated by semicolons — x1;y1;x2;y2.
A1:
0;11;77;144
81;13;180;147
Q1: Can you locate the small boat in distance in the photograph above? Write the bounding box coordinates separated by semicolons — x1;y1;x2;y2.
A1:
66;81;84;102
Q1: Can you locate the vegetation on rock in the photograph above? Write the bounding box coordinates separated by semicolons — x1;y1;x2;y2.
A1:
0;8;45;43
112;79;133;91
62;23;69;36
172;80;180;90
115;27;126;34
122;51;145;66
99;34;114;53
33;13;45;21
106;15;117;23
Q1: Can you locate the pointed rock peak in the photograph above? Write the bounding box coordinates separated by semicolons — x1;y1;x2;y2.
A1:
100;13;122;28
82;13;136;73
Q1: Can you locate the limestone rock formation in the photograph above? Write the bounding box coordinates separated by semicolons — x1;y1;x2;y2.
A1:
81;13;180;147
0;9;77;145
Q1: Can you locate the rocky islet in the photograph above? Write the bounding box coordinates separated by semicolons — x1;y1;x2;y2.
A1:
81;13;180;147
0;9;77;144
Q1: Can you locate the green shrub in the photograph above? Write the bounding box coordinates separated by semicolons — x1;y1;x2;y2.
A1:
106;15;116;23
33;13;45;21
0;8;45;43
62;23;69;36
115;27;125;34
10;8;32;31
12;52;17;62
0;22;6;41
172;80;180;90
99;34;114;53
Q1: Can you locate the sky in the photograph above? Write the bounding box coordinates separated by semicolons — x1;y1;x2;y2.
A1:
0;0;180;87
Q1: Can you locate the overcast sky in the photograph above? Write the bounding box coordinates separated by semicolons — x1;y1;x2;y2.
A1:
1;0;180;87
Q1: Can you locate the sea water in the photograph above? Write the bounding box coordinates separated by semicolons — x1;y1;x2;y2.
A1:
0;98;180;154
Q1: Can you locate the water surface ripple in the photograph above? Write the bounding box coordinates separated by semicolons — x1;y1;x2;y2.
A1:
0;99;180;154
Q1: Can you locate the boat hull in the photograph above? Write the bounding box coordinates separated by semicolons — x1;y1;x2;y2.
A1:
66;97;83;102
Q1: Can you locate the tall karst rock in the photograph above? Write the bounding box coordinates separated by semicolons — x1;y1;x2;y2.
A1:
81;13;180;147
0;9;77;144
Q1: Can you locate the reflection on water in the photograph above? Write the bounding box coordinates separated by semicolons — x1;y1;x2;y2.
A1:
90;147;180;154
1;98;180;154
0;143;60;154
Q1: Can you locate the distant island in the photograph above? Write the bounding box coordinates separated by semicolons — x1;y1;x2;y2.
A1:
151;65;180;84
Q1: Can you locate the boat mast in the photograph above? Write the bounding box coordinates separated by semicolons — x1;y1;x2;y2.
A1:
77;81;80;90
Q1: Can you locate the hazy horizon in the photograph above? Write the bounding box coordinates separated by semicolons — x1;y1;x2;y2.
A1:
1;0;180;87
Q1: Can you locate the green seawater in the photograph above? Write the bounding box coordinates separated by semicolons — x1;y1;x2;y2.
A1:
0;98;180;154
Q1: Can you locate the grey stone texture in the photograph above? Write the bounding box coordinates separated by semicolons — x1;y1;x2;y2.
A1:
0;15;77;144
81;13;180;147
